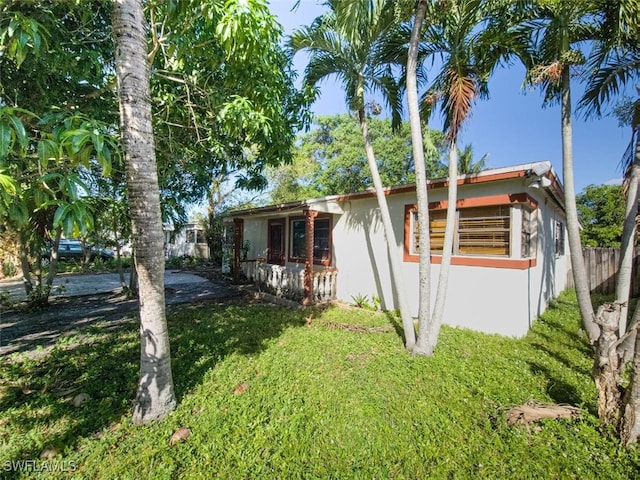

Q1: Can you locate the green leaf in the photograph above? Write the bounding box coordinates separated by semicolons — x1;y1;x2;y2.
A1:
0;122;11;158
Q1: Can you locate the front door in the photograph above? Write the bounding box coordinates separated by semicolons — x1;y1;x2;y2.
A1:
267;220;285;265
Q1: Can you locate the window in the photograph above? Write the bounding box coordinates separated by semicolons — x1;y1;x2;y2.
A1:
521;207;537;257
410;210;446;254
289;216;332;265
555;221;565;256
186;229;206;244
410;206;510;257
404;194;540;269
458;206;510;256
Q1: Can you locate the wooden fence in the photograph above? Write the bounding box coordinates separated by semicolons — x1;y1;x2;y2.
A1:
566;247;640;296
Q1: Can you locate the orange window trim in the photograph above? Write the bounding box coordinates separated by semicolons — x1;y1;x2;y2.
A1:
408;255;538;270
403;193;538;269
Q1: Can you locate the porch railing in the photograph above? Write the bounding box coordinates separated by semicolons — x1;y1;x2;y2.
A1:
240;260;337;303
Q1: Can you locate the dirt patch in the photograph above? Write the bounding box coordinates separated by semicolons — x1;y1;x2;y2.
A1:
0;271;240;358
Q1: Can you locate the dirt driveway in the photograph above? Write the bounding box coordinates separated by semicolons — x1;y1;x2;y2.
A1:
0;269;238;357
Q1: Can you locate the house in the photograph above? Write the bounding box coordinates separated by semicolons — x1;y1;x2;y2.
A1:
165;221;210;259
224;161;568;337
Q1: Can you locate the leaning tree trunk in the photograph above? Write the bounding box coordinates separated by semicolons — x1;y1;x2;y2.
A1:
616;159;639;336
561;67;622;424
407;0;428;354
619;122;640;445
616;124;639;354
358;108;415;351
560;67;599;344
113;0;176;423
425;139;458;353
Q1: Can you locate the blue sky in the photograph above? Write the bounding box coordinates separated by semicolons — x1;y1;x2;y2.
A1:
268;0;633;193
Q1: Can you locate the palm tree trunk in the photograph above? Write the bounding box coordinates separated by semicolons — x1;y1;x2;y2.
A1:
621;304;640;445
407;0;429;355
358;108;415;351
616;129;639;338
561;66;623;424
561;67;599;343
113;0;176;423
426;139;458;352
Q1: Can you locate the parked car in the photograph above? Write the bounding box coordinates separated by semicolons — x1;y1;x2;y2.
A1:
43;239;114;263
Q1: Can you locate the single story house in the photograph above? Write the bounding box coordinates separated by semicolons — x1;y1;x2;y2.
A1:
224;161;568;337
165;221;210;259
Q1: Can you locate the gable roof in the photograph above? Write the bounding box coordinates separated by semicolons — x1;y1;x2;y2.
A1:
227;161;564;218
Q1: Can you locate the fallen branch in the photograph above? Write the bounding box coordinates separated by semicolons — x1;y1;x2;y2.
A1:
506;400;581;426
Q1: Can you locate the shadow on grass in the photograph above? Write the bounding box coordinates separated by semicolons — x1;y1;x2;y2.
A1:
0;297;306;470
524;294;598;414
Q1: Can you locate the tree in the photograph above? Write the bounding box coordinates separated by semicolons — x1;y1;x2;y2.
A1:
526;0;601;341
290;0;417;349
576;0;640;445
576;184;626;247
525;0;640;438
0;2;118;305
266;114;449;204
457;144;488;174
411;0;516;355
112;0;176;423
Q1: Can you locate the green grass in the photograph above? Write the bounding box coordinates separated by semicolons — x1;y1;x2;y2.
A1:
1;291;639;479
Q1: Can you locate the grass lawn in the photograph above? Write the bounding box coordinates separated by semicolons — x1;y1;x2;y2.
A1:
1;291;639;479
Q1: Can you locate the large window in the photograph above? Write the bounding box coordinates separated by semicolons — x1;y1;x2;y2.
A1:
409;206;511;256
289;216;332;265
404;195;539;269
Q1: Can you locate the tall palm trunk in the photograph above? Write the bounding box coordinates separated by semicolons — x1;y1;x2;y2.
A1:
616;127;640;337
358;108;415;350
619;125;640;444
561;67;599;343
113;0;176;423
424;139;458;353
407;0;429;355
561;65;620;423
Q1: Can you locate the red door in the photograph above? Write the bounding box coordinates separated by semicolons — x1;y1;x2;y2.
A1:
267;220;285;265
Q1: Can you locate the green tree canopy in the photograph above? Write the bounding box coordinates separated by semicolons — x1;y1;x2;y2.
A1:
267;114;449;204
577;183;626;247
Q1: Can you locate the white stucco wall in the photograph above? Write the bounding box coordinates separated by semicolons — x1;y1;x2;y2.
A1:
234;173;568;338
332;178;568;337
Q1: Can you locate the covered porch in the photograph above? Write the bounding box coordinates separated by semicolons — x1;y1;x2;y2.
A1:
240;260;337;303
228;200;343;305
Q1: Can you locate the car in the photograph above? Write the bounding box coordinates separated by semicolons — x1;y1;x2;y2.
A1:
43;239;114;263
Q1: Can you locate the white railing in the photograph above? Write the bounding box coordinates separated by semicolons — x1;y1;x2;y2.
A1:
240;261;337;303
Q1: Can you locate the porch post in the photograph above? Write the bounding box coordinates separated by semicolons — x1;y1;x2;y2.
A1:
233;218;243;283
303;208;318;305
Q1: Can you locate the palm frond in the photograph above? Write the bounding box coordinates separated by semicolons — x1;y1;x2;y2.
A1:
579;48;640;119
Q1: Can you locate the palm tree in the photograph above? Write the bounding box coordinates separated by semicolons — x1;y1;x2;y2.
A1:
112;0;176;423
406;0;432;355
578;0;640;446
458;144;488;174
290;0;417;349
579;0;640;337
525;0;601;339
524;0;632;427
411;0;517;355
